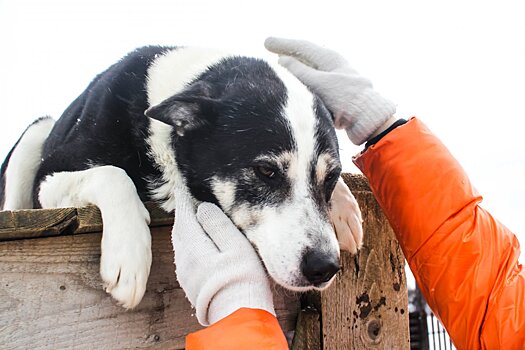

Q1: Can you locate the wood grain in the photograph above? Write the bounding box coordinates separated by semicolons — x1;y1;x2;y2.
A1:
0;203;173;241
0;207;78;241
291;306;321;350
0;226;299;349
320;190;409;349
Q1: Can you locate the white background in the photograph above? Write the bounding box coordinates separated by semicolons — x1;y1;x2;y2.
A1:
1;0;524;261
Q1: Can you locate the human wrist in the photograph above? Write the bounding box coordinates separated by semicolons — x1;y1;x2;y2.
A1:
207;281;275;325
342;89;396;145
364;117;408;149
368;115;400;140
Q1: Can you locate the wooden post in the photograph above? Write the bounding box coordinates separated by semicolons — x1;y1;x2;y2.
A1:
319;174;409;349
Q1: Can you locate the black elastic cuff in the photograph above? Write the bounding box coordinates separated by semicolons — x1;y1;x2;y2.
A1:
364;119;408;150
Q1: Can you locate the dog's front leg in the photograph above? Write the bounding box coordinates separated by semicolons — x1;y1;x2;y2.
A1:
37;166;152;309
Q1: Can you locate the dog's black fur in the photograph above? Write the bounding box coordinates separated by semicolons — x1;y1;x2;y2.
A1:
33;46;166;206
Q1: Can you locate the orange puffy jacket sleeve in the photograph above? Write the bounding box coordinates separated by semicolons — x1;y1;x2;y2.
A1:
354;118;525;349
186;308;288;349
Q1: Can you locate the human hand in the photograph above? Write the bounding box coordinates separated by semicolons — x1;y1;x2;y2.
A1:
172;187;274;326
330;178;363;254
265;37;396;145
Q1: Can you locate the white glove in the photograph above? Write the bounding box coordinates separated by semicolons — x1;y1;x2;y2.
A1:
330;178;363;254
172;187;275;326
265;37;396;145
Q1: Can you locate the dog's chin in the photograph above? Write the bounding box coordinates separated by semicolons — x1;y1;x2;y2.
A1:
312;279;335;291
271;275;336;292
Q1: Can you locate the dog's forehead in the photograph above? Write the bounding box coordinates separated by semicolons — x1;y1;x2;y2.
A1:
204;56;338;160
208;58;341;182
275;65;340;169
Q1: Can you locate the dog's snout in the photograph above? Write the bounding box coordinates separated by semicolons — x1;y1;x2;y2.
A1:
300;250;340;285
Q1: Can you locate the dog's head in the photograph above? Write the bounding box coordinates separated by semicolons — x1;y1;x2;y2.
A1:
147;53;341;291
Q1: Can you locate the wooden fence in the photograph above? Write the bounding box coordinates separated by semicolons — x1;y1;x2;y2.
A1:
0;174;408;349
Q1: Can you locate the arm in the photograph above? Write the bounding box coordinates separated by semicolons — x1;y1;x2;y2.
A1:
354;118;525;349
265;37;525;349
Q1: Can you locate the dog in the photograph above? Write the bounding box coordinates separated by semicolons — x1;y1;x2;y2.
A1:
0;45;360;309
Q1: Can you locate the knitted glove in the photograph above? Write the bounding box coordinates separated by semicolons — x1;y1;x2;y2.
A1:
330;178;363;254
265;37;396;145
172;186;275;326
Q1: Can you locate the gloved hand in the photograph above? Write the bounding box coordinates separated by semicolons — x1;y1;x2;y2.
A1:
265;37;397;145
330;178;363;253
172;186;275;326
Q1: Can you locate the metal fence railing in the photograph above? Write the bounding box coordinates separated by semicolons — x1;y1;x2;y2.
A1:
409;286;456;350
427;312;455;350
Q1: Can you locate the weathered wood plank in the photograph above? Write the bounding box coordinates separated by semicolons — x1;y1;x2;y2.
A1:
0;203;174;241
0;226;299;349
0;207;78;241
320;189;409;349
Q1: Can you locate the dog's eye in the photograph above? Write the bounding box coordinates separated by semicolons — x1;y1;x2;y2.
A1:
254;164;283;184
255;165;276;179
325;172;336;183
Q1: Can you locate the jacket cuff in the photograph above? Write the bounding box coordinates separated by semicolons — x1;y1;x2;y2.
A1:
186;308;288;350
364;118;407;149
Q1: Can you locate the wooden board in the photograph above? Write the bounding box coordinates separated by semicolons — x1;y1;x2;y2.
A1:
0;207;78;241
0;202;173;241
0;226;299;349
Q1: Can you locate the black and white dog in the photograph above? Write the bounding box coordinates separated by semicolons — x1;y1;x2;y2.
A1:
0;46;348;309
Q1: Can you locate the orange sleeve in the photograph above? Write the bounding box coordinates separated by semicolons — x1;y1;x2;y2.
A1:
185;308;288;350
354;118;525;349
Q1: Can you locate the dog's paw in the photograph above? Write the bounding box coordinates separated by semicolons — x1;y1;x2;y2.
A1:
99;216;152;309
330;178;363;254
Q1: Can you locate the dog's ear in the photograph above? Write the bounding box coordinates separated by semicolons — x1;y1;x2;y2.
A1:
145;81;221;136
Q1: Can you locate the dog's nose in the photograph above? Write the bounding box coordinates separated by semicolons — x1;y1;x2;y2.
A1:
300;250;340;285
